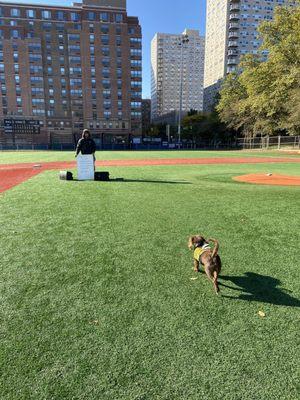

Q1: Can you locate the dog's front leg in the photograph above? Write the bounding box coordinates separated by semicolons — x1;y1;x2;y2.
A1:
194;259;199;272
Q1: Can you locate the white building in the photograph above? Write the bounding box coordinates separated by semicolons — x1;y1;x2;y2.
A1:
204;0;297;110
151;29;205;122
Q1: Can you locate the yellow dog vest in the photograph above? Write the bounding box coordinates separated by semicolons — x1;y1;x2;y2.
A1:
194;244;211;262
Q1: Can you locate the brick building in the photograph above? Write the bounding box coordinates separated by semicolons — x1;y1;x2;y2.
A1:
0;0;142;148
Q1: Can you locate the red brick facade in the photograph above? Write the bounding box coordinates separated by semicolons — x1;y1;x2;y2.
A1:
0;0;142;148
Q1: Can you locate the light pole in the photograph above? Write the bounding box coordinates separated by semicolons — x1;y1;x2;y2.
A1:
177;34;189;147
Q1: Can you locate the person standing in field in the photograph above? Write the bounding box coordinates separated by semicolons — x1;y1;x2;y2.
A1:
75;129;97;164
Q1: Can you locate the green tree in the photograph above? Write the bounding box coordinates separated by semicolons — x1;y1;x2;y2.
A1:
217;3;300;136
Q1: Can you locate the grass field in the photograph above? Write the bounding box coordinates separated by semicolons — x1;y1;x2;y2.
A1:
0;151;300;399
0;148;300;164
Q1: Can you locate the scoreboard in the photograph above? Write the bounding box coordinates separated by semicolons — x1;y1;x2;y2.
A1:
4;119;40;135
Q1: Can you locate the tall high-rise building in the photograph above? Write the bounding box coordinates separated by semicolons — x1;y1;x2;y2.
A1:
0;0;142;148
204;0;296;111
151;29;205;122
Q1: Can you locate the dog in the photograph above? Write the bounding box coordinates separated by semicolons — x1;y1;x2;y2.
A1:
188;235;222;294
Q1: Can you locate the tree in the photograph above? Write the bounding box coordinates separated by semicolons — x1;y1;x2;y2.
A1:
182;111;229;143
217;3;300;136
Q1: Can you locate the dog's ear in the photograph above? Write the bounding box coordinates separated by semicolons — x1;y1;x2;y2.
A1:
188;236;195;250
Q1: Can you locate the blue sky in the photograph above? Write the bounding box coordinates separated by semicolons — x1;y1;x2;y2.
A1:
9;0;207;98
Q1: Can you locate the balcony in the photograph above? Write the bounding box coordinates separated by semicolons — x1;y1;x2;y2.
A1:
228;41;238;47
228;31;239;39
228;49;238;56
230;4;240;12
227;66;237;74
229;23;239;30
229;13;240;21
227;58;238;65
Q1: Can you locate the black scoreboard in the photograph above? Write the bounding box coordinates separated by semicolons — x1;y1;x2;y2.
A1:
4;119;40;135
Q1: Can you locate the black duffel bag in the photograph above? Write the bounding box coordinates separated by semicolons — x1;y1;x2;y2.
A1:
94;171;110;181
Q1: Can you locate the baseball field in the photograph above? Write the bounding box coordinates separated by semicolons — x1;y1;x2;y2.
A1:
0;150;299;400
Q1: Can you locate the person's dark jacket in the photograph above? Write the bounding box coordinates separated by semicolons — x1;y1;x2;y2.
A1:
76;138;96;155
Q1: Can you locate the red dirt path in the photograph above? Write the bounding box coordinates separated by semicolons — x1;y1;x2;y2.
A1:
233;173;300;186
1;156;300;193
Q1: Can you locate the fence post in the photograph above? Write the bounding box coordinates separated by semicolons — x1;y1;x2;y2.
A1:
278;136;281;150
267;136;269;150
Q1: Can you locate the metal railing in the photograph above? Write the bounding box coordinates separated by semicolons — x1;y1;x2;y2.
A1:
0;136;299;151
236;136;300;150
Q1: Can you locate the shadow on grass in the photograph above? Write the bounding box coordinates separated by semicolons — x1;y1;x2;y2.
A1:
220;272;300;307
70;178;191;184
110;178;191;185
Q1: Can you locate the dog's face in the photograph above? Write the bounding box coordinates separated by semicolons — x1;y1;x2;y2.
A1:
188;235;207;250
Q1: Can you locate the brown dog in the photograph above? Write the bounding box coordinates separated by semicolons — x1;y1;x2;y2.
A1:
188;235;222;294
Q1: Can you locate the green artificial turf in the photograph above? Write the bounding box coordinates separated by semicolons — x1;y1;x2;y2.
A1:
0;149;299;164
0;162;299;399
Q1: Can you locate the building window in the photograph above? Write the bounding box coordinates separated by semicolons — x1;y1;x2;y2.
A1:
11;30;20;39
42;10;51;19
43;22;52;30
115;14;123;23
56;11;65;21
102;47;109;56
88;12;95;21
26;9;35;19
100;13;109;22
89;34;94;43
102;79;110;89
104;100;111;109
103;90;111;98
102;67;110;77
102;57;110;67
101;24;109;34
71;12;80;22
11;9;20;17
101;35;109;45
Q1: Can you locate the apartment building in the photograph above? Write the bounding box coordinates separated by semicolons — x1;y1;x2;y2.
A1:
0;0;142;148
151;29;205;122
204;0;296;110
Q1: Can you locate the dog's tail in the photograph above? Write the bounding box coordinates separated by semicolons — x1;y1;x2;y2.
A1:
208;238;219;259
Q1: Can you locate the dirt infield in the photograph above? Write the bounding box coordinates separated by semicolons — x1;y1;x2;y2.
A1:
233;173;300;186
1;156;300;193
0;168;41;193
